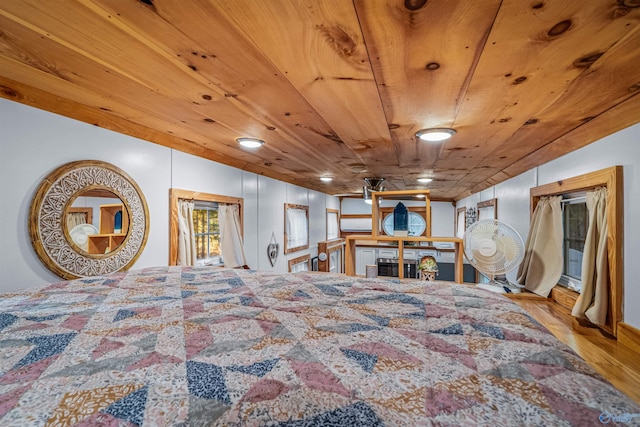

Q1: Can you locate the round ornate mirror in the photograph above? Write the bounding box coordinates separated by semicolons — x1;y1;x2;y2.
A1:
29;160;149;279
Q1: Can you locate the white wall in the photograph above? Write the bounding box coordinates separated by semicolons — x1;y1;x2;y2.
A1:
0;99;338;291
458;123;640;330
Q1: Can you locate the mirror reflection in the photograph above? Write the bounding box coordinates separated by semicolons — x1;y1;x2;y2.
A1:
67;189;129;254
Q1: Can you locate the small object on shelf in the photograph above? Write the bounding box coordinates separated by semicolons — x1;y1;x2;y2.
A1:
393;202;409;236
418;255;438;281
366;264;377;278
114;210;122;234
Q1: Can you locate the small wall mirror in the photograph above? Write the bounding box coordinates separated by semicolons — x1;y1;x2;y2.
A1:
29;160;149;279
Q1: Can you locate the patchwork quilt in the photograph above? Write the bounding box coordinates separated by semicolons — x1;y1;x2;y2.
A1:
1;266;638;426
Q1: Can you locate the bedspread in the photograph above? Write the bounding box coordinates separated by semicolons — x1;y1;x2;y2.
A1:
1;266;638;426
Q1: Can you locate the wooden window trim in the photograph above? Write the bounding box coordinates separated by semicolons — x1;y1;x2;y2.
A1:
529;166;623;337
326;208;339;240
169;188;243;266
455;207;466;237
67;207;94;225
288;254;310;272
284;203;309;254
477;198;498;220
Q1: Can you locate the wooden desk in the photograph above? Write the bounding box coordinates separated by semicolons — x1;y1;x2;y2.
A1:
345;235;464;283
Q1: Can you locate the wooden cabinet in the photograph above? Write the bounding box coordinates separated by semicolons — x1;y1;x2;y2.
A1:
87;204;127;254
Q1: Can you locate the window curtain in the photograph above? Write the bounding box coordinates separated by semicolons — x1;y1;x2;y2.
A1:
287;208;308;248
67;212;87;231
516;195;563;297
177;199;196;266
219;204;247;268
572;187;608;325
327;213;339;240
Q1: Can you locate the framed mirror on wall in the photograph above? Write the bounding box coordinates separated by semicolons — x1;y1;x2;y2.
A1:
284;203;309;254
29;160;149;279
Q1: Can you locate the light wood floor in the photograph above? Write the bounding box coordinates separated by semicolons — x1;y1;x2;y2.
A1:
513;298;640;404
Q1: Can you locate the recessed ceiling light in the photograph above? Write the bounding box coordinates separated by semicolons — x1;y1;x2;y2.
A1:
416;128;456;142
236;137;265;148
417;177;433;183
350;164;368;173
320;176;333;182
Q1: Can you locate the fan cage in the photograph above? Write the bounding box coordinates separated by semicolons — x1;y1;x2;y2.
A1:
463;219;524;280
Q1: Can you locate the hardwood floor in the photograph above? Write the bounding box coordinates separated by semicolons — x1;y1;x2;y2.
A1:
513;298;640;405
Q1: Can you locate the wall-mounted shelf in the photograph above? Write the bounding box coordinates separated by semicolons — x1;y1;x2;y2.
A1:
87;233;127;254
371;189;431;237
87;204;128;254
344;189;464;283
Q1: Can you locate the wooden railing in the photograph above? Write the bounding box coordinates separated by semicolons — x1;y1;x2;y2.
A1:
345;235;464;283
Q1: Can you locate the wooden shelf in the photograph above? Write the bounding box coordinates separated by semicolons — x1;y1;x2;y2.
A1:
98;203;129;234
86;203;129;254
87;233;126;254
345;235;464;283
371;189;431;237
344;189;465;283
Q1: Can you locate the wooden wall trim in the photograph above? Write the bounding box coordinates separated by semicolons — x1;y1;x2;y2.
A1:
288;254;310;272
617;322;640;355
528;166;623;336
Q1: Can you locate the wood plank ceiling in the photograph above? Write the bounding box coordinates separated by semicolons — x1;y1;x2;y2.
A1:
1;0;639;200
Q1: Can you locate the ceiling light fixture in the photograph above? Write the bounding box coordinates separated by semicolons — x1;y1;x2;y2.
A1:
320;176;333;182
363;187;372;204
363;177;385;204
236;137;265;148
416;128;456;142
350;164;368;173
417;177;433;183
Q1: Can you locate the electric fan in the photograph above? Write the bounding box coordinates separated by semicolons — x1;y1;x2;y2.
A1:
463;219;525;294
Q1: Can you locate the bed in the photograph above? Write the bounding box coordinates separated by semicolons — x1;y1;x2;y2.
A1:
1;266;638;426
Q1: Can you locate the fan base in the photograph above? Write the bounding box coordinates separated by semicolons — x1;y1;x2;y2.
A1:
476;282;522;294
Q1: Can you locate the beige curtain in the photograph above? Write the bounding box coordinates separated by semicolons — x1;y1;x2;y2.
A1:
220;204;247;268
177;199;196;266
517;196;563;297
572;188;608;325
67;212;87;230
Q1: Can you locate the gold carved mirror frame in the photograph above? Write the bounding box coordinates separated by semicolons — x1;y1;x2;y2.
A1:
29;160;149;279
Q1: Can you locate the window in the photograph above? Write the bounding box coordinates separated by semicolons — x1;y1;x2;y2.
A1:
168;189;244;266
382;212;426;236
559;195;587;293
477;198;497;221
288;254;310;272
326;209;339;240
455;207;466;238
284;204;309;253
528;166;622;337
193;202;221;265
